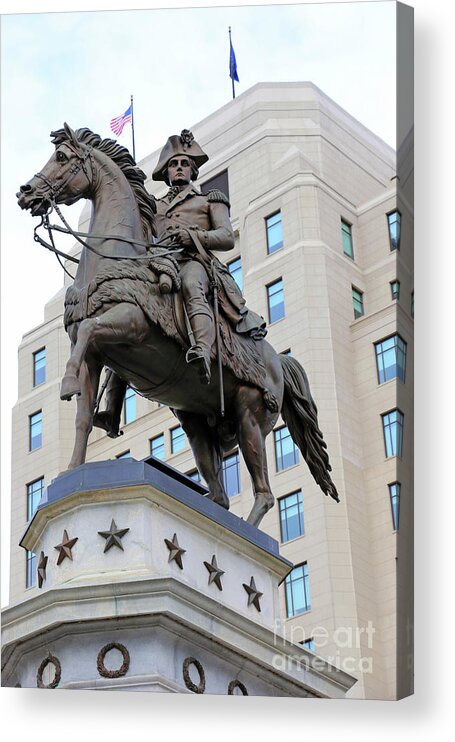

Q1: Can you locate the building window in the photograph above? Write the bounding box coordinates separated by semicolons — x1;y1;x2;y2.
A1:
187;469;201;483
285;563;311;617
302;638;315;651
352;286;364;319
387;210;401;251
281;349;292;356
200;169;230;202
222;451;241;497
150;433;165;460
33;348;46;386
267;279;285;323
390;279;400;300
228;257;243;291
375;334;407;384
388;482;401;530
266;211;283;254
124;387;136;425
341;219;354;258
27;477;44;521
274;426;299;471
26;551;36;588
116;450;131;459
171;425;187;454
279;491;304;542
29;411;42;451
382;409;404;458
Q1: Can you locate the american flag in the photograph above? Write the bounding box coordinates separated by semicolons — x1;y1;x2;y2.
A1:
110;105;132;137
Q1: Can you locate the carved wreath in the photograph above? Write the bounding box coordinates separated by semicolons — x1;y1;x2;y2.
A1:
97;642;130;679
228;679;249;696
182;656;206;693
37;653;62;689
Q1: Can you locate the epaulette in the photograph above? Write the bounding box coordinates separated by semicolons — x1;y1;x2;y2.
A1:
207;189;230;208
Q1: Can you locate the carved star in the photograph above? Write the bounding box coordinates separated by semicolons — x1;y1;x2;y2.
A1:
203;554;224;590
164;533;186;569
243;576;263;612
37;551;48;588
54;529;78;565
98;519;130;552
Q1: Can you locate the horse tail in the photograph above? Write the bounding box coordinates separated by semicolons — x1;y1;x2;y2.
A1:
279;354;340;503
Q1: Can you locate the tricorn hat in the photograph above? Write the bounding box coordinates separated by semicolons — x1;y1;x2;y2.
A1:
152;129;209;182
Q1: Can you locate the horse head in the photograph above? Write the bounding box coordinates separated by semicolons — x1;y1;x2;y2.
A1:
17;123;95;216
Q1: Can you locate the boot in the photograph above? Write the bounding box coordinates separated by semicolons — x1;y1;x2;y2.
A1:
185;311;213;384
93;373;127;437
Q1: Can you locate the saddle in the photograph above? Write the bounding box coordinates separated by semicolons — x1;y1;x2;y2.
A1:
63;256;276;408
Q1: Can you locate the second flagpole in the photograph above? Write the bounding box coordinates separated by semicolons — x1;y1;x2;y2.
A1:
130;94;136;161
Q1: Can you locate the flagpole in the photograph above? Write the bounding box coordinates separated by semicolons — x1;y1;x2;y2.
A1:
229;27;235;99
130;94;136;161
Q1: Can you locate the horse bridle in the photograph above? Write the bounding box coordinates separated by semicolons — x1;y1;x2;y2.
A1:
34;142;95;202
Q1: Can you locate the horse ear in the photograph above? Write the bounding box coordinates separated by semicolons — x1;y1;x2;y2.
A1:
63;122;79;148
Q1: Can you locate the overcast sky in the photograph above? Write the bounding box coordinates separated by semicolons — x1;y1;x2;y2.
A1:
0;0;397;604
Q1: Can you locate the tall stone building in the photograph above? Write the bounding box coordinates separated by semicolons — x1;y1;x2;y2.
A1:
8;82;413;699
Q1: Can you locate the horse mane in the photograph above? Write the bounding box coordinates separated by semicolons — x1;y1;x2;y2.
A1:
50;126;157;240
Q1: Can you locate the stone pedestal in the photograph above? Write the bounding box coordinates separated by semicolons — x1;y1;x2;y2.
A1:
1;458;356;696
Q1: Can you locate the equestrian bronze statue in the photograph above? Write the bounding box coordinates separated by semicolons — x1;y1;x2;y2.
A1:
17;123;339;528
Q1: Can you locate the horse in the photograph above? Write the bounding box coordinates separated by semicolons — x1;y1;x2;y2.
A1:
17;123;339;528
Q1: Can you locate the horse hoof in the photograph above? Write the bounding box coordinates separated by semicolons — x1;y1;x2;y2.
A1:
60;375;81;401
93;411;123;438
207;492;230;510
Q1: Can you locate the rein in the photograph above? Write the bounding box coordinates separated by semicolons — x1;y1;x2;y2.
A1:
33;204;183;269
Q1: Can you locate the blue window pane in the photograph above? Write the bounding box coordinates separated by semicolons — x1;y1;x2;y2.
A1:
116;450;131;459
171;426;186;454
124;387;136;424
222;452;240;497
390;280;400;300
387;211;401;251
274;426;299;471
285;563;311;617
150;434;165;460
352;287;364;318
266;212;283;254
33;348;46;386
303;638;315;651
279;491;304;542
267;279;285;323
26;551;37;588
228;257;243;291
382;409;404;458
27;477;44;521
388;482;401;530
375;335;407;384
341;220;354;258
29;411;42;451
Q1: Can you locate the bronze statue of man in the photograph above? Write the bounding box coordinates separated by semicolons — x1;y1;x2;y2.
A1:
94;129;265;437
152;128;265;383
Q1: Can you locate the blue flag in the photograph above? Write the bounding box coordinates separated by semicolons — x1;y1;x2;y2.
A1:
229;37;239;82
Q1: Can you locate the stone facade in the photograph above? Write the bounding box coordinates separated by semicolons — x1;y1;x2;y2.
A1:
7;82;413;699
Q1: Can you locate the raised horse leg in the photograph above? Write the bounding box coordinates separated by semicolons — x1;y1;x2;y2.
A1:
68;357;102;469
175;410;230;510
61;304;148;401
234;386;277;528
